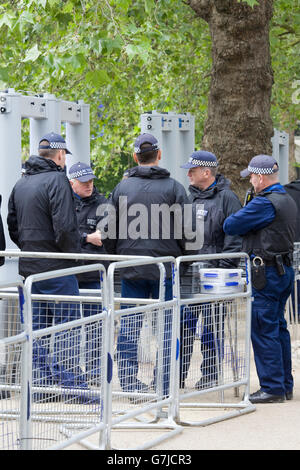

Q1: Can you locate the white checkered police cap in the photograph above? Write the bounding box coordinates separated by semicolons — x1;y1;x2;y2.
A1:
240;155;279;178
180;150;218;169
39;132;71;154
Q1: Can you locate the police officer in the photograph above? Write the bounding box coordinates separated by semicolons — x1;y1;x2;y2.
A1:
179;150;242;390
284;179;300;241
0;195;6;399
284;178;300;321
7;132;87;399
223;154;297;403
69;162;107;384
69;161;107;290
102;133;193;398
0;195;5;266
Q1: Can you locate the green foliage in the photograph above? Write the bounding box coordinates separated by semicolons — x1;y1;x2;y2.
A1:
0;0;299;192
270;0;300;132
0;0;211;191
237;0;259;6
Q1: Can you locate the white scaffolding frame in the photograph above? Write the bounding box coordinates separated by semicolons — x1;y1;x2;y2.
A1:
0;89;90;285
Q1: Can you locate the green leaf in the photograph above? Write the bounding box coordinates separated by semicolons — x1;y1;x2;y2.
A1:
115;0;131;12
144;0;153;14
0;13;14;29
38;0;47;8
22;44;41;62
0;67;9;81
125;44;138;59
125;42;150;62
19;10;35;25
86;70;110;86
62;1;74;13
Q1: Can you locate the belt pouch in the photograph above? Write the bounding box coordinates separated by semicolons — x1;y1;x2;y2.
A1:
251;257;266;290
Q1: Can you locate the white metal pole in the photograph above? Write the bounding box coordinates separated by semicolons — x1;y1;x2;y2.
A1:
65;101;90;170
0;89;22;282
29;93;61;156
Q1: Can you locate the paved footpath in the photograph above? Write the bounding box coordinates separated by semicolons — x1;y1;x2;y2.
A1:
68;344;300;451
151;345;300;451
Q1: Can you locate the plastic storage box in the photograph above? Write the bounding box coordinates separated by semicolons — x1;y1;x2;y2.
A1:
200;280;245;294
199;268;243;284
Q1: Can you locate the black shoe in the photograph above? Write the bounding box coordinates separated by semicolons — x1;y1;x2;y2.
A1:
195;377;217;390
249;389;285;404
63;392;101;404
286;391;293;400
0;390;11;400
89;377;101;387
128;380;151;404
136;380;149;392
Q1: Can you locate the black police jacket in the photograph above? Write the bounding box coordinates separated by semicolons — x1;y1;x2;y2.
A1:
74;187;108;283
189;174;242;268
102;165;193;280
7;156;81;278
284;180;300;242
0;195;6;266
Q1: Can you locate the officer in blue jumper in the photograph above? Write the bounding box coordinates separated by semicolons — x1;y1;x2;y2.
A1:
223;155;297;403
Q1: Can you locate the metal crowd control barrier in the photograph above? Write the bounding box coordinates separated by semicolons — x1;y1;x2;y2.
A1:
0;251;147;450
0;263;109;450
286;243;300;361
0;250;256;449
23;264;109;450
0;251;183;450
102;257;183;451
0;281;26;450
173;253;255;426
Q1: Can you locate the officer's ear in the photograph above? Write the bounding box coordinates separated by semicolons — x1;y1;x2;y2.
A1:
133;152;139;164
57;149;66;168
157;149;162;161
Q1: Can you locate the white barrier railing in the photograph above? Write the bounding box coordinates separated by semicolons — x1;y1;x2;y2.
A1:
286;243;300;361
0;250;257;449
0;263;109;450
0;283;26;450
0;252;183;450
173;253;255;426
104;257;183;451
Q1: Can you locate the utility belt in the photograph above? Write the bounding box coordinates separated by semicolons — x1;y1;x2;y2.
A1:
262;255;292;267
251;253;292;290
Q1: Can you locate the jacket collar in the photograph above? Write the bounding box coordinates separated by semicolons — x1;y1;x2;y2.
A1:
128;165;170;179
189;173;230;199
24;155;64;175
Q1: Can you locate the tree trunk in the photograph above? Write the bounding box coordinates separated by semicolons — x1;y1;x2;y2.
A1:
187;0;274;199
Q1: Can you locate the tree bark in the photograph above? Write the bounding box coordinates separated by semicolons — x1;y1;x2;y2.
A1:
187;0;274;198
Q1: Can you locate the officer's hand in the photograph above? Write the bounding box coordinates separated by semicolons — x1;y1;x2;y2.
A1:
86;230;102;246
